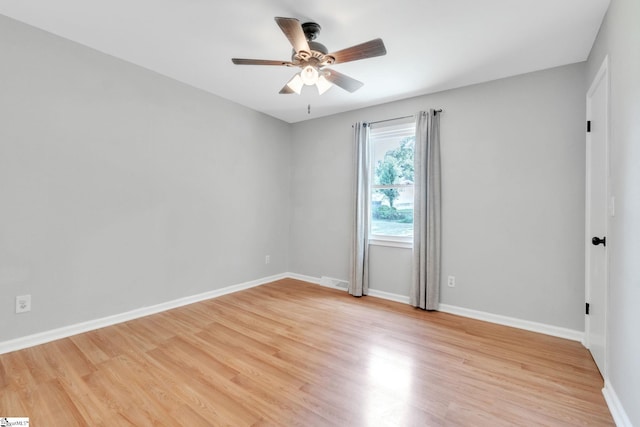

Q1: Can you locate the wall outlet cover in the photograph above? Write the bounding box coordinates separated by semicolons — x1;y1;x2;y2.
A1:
447;276;456;287
16;295;32;313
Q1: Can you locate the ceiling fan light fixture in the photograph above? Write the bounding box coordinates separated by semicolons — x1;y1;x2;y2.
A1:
232;17;387;96
300;65;319;85
316;75;332;94
286;74;304;94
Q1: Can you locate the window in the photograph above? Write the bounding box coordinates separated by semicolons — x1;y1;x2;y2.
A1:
369;119;416;247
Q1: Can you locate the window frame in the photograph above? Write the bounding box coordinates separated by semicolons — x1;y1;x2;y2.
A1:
367;119;416;248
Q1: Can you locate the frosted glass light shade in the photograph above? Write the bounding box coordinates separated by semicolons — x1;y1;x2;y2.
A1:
285;68;332;95
300;65;319;85
316;75;332;94
286;74;304;94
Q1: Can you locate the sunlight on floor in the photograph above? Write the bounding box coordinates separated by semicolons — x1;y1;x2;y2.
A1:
366;345;414;426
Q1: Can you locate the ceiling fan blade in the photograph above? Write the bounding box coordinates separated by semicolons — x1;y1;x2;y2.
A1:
279;85;296;94
323;69;364;93
328;38;387;64
232;58;293;66
275;17;310;54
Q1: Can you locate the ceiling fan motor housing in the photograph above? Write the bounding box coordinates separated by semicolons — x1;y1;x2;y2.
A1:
301;22;321;41
290;22;333;65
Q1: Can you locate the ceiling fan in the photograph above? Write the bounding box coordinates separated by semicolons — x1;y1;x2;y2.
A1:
231;17;387;95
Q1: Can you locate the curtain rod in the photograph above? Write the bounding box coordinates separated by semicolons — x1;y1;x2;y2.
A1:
366;109;443;126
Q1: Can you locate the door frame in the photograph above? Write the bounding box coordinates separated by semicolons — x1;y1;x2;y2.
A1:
584;55;610;379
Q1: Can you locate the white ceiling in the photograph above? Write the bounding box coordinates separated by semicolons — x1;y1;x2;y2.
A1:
0;0;609;123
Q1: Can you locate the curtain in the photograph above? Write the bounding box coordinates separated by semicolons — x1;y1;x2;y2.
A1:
411;110;441;310
349;122;370;297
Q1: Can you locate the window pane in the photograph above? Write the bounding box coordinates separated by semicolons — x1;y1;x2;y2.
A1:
370;186;414;237
369;120;416;240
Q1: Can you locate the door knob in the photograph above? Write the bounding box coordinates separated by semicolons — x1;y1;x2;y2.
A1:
592;236;606;247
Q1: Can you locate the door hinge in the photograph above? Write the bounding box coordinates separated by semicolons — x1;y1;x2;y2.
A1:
586;302;590;315
587;120;591;132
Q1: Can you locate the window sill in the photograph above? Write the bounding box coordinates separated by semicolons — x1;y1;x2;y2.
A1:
368;238;413;249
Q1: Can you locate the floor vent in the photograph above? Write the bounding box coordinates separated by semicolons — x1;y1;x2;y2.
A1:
320;276;349;289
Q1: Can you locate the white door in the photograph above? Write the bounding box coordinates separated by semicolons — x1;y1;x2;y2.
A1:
585;56;609;378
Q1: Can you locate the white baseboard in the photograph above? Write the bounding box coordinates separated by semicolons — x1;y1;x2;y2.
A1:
292;273;584;343
367;289;411;304
438;303;584;342
603;381;633;427
0;272;585;355
287;272;409;304
286;272;323;286
0;273;287;355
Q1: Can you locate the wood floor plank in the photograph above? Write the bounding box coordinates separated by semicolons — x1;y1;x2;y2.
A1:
143;339;268;425
0;279;613;426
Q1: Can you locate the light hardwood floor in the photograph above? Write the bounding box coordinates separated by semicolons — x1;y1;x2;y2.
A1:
0;279;613;426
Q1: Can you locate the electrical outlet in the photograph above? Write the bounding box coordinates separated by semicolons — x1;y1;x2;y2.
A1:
447;276;456;288
265;255;270;265
16;295;31;313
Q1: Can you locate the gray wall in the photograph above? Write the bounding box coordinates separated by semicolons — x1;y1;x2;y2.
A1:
3;7;635;424
290;63;587;331
586;0;640;423
0;16;291;342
